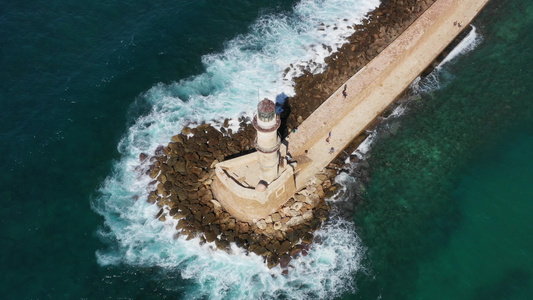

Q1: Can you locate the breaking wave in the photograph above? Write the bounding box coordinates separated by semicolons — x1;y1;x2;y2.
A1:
93;0;379;298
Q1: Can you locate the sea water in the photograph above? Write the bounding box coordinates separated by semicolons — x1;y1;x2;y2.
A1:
1;0;533;298
92;0;380;298
348;1;533;298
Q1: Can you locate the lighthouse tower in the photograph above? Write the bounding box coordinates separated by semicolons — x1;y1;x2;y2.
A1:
211;97;296;221
253;98;281;184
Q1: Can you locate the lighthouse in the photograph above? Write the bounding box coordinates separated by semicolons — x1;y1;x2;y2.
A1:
211;97;296;221
253;98;281;184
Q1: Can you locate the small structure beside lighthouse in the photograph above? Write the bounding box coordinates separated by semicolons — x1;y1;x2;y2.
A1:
211;98;297;222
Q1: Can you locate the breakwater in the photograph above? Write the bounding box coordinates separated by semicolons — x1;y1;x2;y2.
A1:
286;0;490;191
142;0;488;269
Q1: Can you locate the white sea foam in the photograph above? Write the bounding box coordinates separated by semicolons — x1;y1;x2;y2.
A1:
94;0;378;298
411;25;483;94
344;26;484;170
437;25;482;67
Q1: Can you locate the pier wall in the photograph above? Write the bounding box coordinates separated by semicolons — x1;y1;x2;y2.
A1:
288;0;490;190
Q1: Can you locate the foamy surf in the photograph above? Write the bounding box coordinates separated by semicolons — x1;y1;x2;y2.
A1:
94;0;378;298
411;25;483;94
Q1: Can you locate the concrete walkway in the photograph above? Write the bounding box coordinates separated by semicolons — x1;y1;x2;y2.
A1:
287;0;490;190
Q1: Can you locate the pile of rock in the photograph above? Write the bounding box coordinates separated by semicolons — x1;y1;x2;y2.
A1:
143;0;441;269
144;120;339;269
287;0;437;131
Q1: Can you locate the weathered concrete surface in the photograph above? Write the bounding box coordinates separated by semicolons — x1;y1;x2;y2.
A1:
287;0;490;190
212;152;297;222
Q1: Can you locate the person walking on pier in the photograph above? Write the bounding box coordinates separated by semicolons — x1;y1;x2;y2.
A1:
342;84;347;99
329;147;335;154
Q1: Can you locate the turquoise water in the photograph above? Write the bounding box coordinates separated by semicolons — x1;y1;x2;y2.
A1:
350;0;533;298
1;0;532;298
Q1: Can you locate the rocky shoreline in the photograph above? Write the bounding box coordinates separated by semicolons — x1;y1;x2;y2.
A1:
142;0;439;269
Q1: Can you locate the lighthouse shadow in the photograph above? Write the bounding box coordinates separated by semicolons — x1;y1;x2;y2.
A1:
275;92;291;139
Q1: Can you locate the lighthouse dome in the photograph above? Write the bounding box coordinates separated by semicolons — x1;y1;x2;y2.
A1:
257;99;275;122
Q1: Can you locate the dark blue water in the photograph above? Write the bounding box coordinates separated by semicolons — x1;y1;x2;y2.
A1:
1;0;532;298
0;0;299;298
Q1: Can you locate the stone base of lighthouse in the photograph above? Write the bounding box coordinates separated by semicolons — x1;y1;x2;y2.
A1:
211;143;297;222
210;98;299;222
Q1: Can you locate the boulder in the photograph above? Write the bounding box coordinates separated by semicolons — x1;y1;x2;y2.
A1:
204;231;217;243
252;245;268;256
181;127;192;135
302;210;314;221
202;213;216;225
264;223;275;234
226;218;236;230
315;209;329;221
273;222;282;231
285;216;304;228
286;230;299;244
163;181;173;192
210;199;223;215
271;213;282;222
172;210;189;220
256;219;267;230
290;244;304;258
147;191;158;204
304;193;321;207
302;233;314;244
314;173;328;184
149;166;160;179
139;153;148;162
279;254;291;269
290;202;304;211
267;254;280;269
176;219;188;230
274;230;285;242
171;134;185;144
278;240;293;254
237;222;251;233
294;194;306;203
215;239;230;251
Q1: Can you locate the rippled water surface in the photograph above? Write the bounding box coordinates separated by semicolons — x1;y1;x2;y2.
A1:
1;0;532;298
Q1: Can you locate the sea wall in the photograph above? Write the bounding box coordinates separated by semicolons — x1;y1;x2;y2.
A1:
285;0;490;191
141;0;490;269
286;0;438;132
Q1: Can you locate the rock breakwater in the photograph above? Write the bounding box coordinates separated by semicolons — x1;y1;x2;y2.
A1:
144;121;337;269
287;0;436;131
143;0;440;269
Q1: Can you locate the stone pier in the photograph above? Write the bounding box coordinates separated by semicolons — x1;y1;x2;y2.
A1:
212;0;490;222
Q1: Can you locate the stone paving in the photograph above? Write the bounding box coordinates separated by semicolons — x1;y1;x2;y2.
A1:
287;0;490;190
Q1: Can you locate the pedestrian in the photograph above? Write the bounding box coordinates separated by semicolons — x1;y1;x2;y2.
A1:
329;147;334;154
326;137;330;143
328;131;331;138
342;84;347;99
